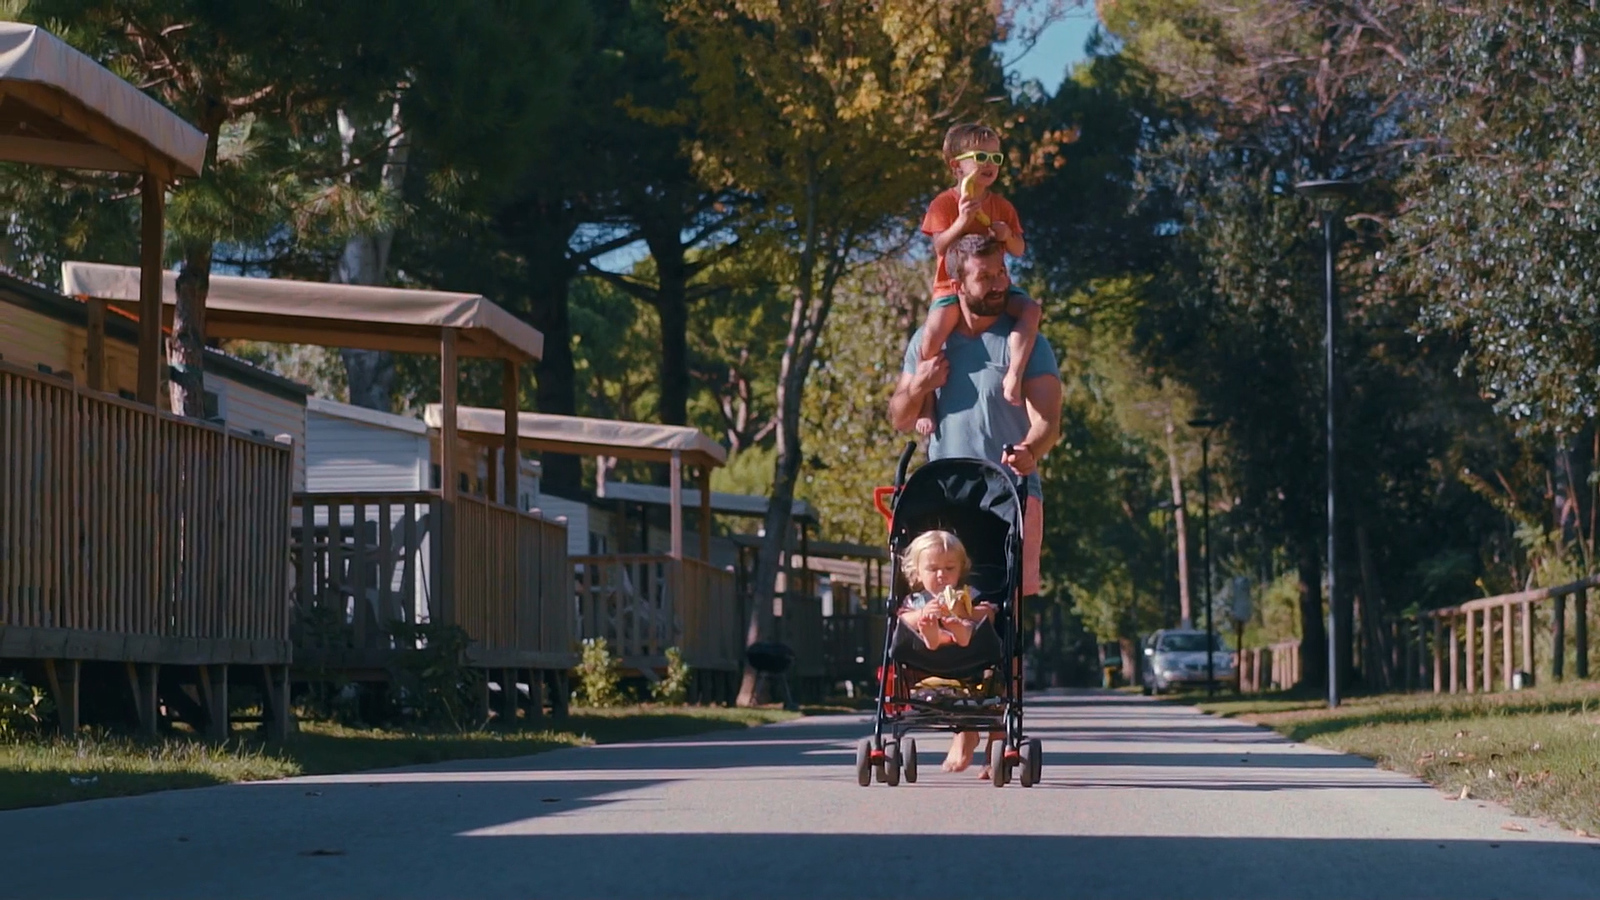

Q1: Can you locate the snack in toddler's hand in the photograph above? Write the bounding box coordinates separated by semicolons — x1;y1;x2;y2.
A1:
938;585;974;620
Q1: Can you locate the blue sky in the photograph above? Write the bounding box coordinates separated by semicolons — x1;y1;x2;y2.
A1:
1000;6;1100;94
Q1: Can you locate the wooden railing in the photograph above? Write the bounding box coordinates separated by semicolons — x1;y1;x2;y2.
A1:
452;495;573;665
291;491;573;668
1400;577;1594;695
1239;640;1299;693
777;593;825;678
822;613;886;682
678;557;742;672
1239;577;1596;695
0;361;293;662
571;554;742;670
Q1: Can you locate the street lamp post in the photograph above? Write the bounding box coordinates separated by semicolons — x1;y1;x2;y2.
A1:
1188;417;1222;695
1295;178;1360;710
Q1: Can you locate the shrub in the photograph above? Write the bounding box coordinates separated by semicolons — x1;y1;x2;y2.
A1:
651;647;692;705
0;675;53;737
575;638;625;707
385;622;484;731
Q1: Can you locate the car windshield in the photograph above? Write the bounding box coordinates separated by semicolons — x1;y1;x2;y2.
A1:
1158;633;1224;652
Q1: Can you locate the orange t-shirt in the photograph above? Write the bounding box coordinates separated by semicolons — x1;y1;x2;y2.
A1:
920;187;1023;298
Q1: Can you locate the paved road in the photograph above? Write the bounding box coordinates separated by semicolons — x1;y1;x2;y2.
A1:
3;690;1596;899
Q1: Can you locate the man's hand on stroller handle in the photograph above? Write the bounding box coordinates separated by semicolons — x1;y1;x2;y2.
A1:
1002;442;1037;476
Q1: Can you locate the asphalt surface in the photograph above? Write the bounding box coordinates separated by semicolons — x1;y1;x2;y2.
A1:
2;689;1596;899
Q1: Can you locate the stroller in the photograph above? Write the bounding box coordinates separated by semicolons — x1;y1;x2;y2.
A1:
855;442;1042;788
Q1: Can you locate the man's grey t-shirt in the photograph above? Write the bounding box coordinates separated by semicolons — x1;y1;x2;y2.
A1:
902;304;1060;499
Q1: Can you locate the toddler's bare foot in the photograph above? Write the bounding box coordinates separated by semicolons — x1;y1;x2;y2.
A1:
1002;371;1024;406
915;416;936;437
916;617;947;650
978;765;991;780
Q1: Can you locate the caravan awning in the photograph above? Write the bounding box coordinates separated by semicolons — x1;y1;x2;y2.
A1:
599;482;813;523
426;405;726;469
62;261;544;362
0;24;205;178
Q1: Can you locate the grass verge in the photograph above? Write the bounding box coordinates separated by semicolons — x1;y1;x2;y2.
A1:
0;705;799;812
1194;682;1600;835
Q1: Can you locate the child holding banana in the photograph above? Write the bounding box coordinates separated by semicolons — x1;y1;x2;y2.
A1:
914;123;1038;437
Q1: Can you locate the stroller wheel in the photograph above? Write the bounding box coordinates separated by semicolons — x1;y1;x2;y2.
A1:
989;740;1007;787
854;737;873;787
1029;737;1043;785
1019;739;1036;788
902;737;918;783
884;741;902;787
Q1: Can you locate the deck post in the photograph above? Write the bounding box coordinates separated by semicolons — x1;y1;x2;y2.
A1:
199;664;229;739
668;449;683;560
43;659;79;732
502;361;519;508
1553;592;1567;681
1432;615;1443;693
137;174;164;406
524;668;545;725
438;328;459;627
499;668;518;726
1448;614;1459;693
1502;601;1514;691
1576;588;1589;679
698;465;712;562
1521;600;1533;685
1465;609;1477;694
127;662;159;737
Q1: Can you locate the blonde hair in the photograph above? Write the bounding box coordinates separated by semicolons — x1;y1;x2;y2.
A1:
901;530;970;587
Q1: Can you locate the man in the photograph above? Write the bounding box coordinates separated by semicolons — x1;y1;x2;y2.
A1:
888;233;1062;773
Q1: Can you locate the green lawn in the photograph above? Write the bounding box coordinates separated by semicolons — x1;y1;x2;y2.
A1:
1195;682;1600;835
0;705;799;811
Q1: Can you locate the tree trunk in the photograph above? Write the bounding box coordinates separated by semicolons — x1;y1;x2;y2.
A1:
737;352;805;705
645;228;690;427
1297;540;1328;690
528;271;580;491
1356;523;1391;688
169;240;211;417
335;105;405;412
1165;418;1194;627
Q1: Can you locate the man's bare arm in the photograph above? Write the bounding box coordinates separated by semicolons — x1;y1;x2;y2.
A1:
1001;373;1062;476
1021;373;1062;459
889;357;948;432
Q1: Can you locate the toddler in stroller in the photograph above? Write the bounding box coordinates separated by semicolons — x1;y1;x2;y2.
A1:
897;530;992;651
856;446;1042;788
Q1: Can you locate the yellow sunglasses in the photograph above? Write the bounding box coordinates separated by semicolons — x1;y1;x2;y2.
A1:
954;150;1005;165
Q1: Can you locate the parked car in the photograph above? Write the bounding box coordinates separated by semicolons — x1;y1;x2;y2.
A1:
1141;629;1235;695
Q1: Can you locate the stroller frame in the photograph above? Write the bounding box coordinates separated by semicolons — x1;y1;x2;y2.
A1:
855;443;1042;788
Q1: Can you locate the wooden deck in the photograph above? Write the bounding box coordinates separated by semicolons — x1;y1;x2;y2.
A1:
291;491;577;678
572;554;742;672
0;361;295;734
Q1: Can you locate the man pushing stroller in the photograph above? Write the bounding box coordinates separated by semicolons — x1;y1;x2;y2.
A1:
888;232;1062;775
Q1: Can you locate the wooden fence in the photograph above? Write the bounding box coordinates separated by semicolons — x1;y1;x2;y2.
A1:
1399;577;1593;695
0;361;293;664
291;492;574;673
571;554;742;671
1239;577;1595;695
822;612;886;686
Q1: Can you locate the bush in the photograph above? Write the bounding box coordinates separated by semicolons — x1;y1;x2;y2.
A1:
0;675;53;737
651;647;692;705
385;623;484;731
575;638;625;707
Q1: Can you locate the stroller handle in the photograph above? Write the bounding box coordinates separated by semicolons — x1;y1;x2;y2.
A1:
894;441;916;490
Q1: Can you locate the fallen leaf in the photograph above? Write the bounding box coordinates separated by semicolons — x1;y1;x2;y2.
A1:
542;797;562;803
1458;786;1471;801
1576;829;1591;838
299;849;346;857
304;791;322;797
176;837;189;843
1456;730;1469;739
1501;822;1528;833
1530;742;1542;752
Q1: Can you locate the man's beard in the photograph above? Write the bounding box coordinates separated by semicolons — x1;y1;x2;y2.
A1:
965;288;1008;316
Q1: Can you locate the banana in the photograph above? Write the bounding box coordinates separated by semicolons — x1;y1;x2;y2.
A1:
960;171;992;227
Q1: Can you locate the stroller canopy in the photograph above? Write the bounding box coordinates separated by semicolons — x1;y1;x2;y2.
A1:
891;457;1024;605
